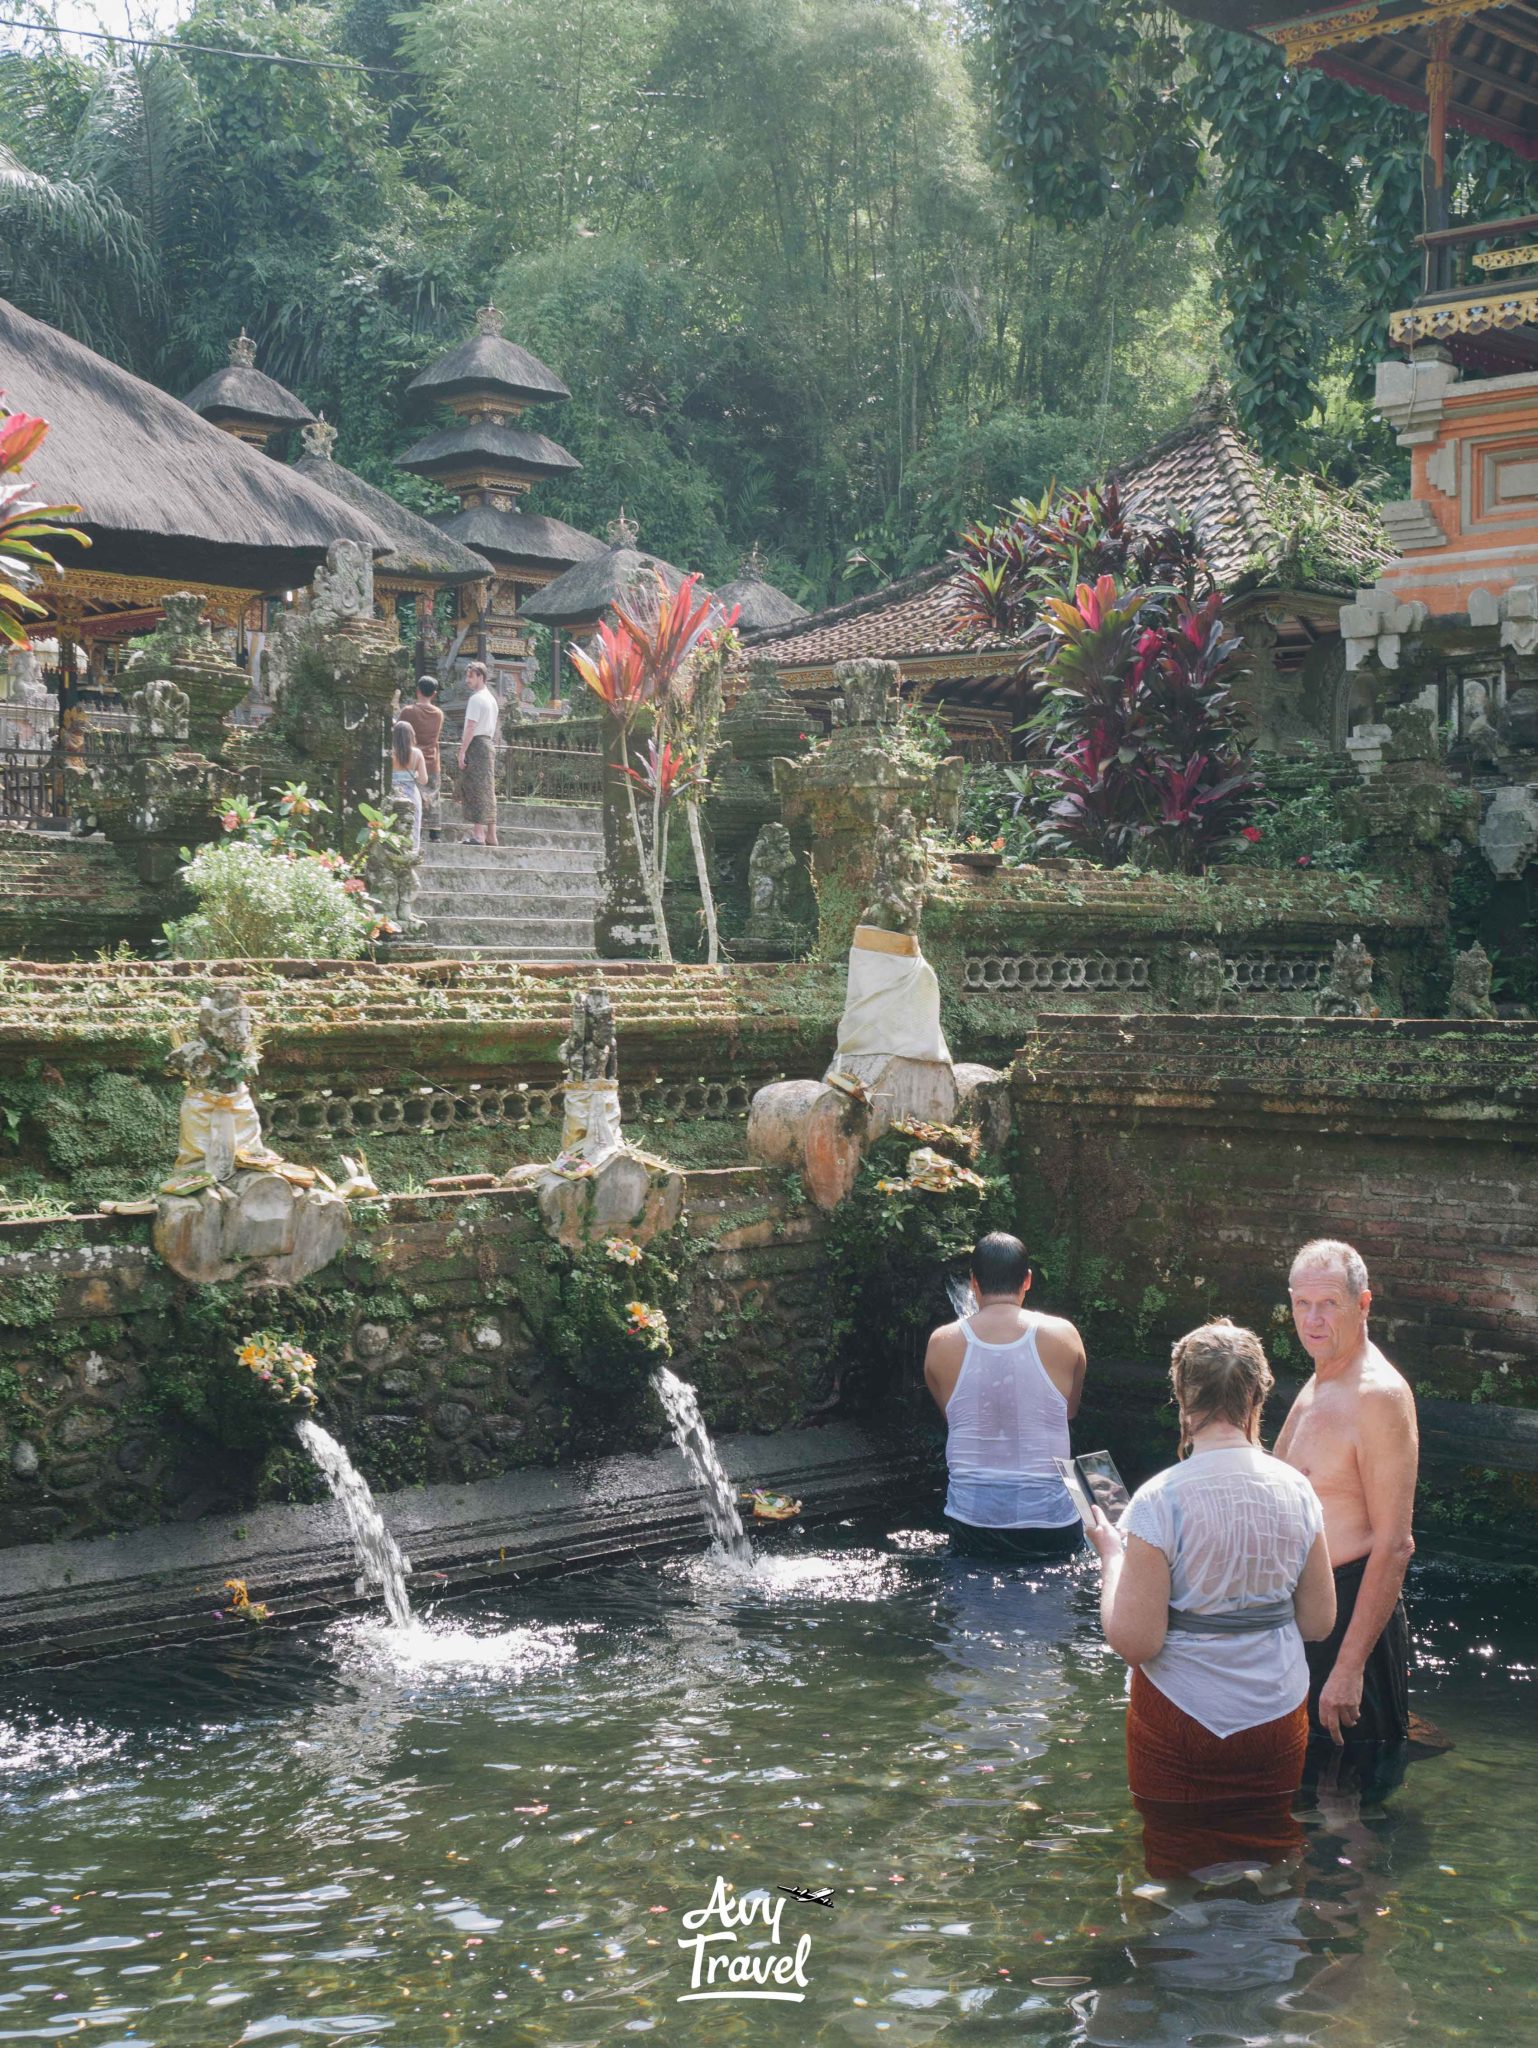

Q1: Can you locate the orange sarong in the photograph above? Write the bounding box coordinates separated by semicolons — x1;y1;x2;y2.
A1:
1127;1669;1307;1880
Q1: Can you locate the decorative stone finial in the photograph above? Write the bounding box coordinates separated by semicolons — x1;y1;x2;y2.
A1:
560;987;618;1085
606;507;639;550
860;809;928;935
228;329;257;369
475;303;505;337
739;541;766;580
301;415;338;462
159;591;206;647
1317;932;1375;1018
1190;365;1236;428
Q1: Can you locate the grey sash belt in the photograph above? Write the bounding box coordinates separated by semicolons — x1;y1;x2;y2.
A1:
1166;1598;1295;1635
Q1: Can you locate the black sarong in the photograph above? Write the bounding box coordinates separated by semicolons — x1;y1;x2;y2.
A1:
1306;1552;1410;1746
943;1514;1084;1563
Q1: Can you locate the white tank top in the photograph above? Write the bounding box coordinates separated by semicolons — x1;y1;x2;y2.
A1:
943;1315;1078;1529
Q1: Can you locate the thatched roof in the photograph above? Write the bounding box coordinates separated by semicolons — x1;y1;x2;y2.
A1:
518;539;686;629
715;554;807;635
397;420;582;483
432;505;604;574
292;428;491;586
2;297;392;588
184;334;314;433
407;306;571;408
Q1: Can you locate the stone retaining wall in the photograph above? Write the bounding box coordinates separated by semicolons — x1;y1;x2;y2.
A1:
0;1167;836;1549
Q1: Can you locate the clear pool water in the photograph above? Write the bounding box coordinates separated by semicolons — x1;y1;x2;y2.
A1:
0;1522;1532;2045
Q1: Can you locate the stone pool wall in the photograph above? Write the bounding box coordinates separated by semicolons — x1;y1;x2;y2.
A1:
0;1167;835;1548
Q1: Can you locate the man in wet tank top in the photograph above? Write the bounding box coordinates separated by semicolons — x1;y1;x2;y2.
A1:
923;1231;1087;1561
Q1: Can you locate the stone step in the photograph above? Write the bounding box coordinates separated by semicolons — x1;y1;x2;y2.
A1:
439;803;600;837
414;890;601;922
424;914;598;951
422;945;599;962
425;830;602;860
420;842;601;875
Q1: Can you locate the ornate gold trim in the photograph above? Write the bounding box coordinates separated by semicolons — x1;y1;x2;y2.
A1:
1472;243;1538;270
1269;0;1499;66
35;567;258;626
1390;288;1538;341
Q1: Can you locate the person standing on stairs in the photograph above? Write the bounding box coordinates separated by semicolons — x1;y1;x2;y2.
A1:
399;675;445;842
458;661;501;848
390;720;429;853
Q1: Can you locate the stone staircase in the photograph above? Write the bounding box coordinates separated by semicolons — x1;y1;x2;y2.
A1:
413;800;602;959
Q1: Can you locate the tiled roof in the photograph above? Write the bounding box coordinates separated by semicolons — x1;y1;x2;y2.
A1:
751;418;1388;677
1109;418;1388;592
745;564;1015;672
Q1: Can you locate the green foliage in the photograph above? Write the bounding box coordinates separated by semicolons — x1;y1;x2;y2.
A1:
1236;775;1366;874
955;763;1036;860
0;1267;61;1329
821;1128;1013;1406
1;0;1215;602
164;839;380;960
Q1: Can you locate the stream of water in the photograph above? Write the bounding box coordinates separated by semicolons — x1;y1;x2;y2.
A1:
295;1418;415;1631
650;1365;755;1563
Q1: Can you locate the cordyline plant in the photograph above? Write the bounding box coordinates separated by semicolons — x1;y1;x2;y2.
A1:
1029;575;1267;872
569;571;739;964
0;401;88;651
947;480;1209;647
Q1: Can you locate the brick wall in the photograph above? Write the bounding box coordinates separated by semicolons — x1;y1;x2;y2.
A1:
1008;1015;1538;1398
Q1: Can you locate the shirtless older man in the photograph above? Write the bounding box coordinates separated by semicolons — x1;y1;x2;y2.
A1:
1274;1239;1418;1747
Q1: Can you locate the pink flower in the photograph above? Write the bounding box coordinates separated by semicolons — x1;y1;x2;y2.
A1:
220;811;241;833
1241;826;1263;843
342;877;366;895
1296;854;1312;867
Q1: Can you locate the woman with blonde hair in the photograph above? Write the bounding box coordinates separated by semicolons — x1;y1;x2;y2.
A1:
1089;1320;1336;1865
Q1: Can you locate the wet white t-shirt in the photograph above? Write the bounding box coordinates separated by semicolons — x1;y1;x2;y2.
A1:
1122;1446;1324;1738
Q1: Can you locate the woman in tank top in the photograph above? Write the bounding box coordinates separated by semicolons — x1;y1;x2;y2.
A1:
923;1231;1087;1562
1088;1320;1337;1867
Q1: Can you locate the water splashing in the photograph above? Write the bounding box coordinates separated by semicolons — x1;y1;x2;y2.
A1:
947;1274;977;1321
650;1367;754;1563
297;1417;414;1630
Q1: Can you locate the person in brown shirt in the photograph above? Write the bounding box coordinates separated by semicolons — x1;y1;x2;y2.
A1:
398;676;444;841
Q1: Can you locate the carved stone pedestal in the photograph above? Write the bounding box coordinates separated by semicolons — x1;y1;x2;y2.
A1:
154;1171;348;1287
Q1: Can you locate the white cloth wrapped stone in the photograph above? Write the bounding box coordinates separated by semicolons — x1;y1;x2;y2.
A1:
831;925;950;1066
559;1080;625;1166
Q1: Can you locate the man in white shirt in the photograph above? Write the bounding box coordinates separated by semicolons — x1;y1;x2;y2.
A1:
457;660;501;846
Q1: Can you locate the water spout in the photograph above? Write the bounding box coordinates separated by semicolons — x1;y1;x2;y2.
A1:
651;1367;753;1563
297;1417;414;1629
947;1275;977;1321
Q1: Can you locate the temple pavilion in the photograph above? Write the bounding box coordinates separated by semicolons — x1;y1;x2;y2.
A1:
1164;0;1538;863
0;296;391;676
183;331;315;451
748;388;1387;757
397;307;603;677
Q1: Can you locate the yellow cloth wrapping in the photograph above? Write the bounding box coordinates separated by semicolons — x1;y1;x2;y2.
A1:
832;924;950;1064
171;1084;281;1183
558;1080;624;1166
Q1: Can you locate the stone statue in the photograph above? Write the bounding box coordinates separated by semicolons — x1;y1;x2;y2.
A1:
748;822;797;920
158;592;206;649
156;986;347;1285
860;809;928;935
1174;944;1238;1013
163;986;277;1187
363;795;424;934
1317;933;1375;1018
126;676;190;745
1449;941;1497;1020
310;538;374;628
560;987;618;1084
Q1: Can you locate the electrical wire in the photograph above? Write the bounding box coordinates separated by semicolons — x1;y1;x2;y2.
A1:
0;15;406;75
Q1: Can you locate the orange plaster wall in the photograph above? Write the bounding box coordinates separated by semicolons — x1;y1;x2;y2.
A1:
1386;383;1538;615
